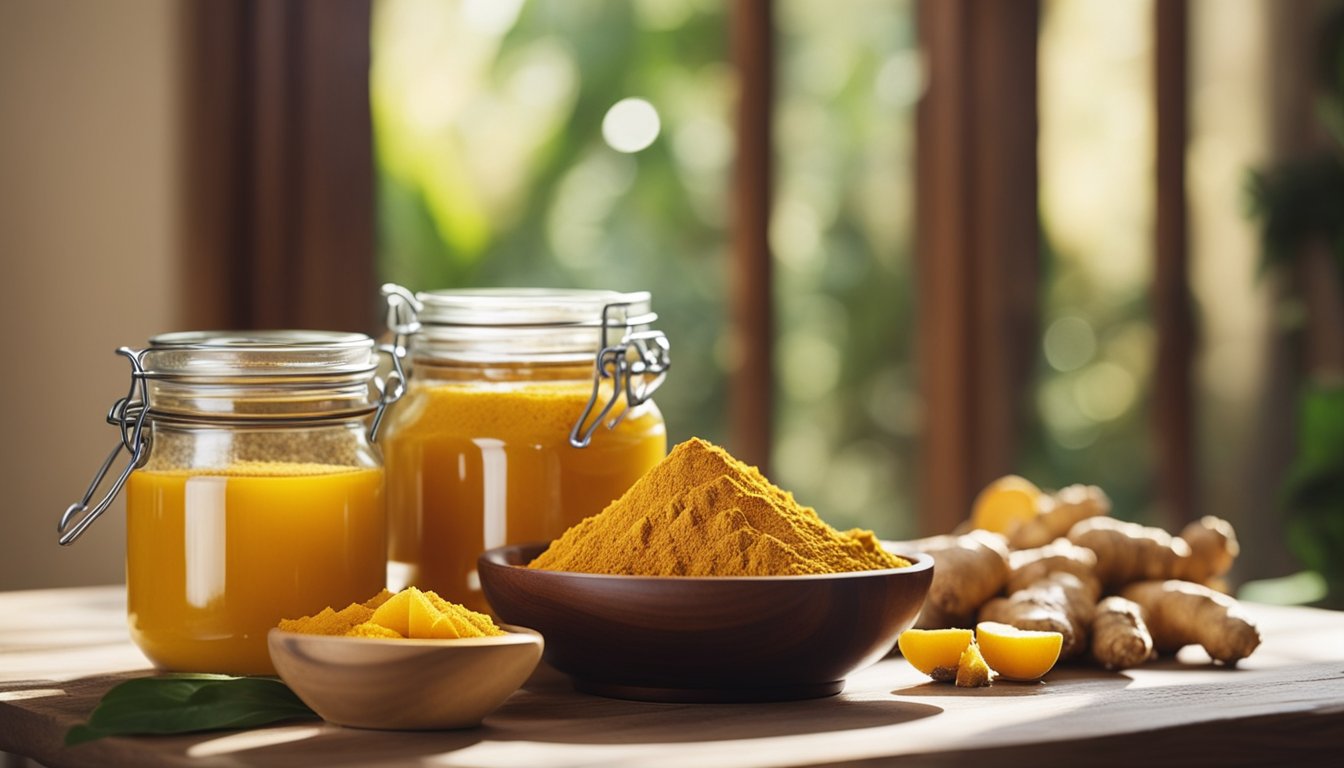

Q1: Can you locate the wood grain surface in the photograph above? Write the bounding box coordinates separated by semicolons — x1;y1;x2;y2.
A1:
2;586;1343;767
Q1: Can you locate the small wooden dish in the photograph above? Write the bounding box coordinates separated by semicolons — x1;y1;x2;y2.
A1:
478;544;933;703
267;625;542;730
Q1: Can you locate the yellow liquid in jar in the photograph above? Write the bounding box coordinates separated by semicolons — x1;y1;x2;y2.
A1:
126;462;386;675
384;381;666;612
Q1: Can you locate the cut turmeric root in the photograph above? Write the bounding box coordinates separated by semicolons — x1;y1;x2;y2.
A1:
971;476;1043;537
974;621;1063;681
898;628;975;681
954;642;993;688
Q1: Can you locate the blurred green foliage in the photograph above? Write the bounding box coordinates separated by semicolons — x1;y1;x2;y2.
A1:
373;0;732;447
1022;1;1157;523
1020;236;1156;522
1280;385;1344;606
1246;5;1344;606
771;0;919;537
372;0;922;537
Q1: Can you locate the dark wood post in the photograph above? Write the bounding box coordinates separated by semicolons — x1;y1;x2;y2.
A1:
1153;0;1196;526
916;0;1040;534
730;0;775;472
180;0;376;333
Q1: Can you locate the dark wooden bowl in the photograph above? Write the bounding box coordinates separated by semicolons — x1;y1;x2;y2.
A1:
478;544;933;703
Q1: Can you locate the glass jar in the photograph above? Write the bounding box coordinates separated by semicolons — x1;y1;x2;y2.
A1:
381;286;670;612
60;331;401;675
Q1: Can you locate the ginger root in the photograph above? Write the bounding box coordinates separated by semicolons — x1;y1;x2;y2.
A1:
904;530;1011;620
1008;484;1110;550
1121;580;1261;665
909;474;1261;674
1090;596;1153;670
1006;538;1101;596
1177;516;1239;584
1066;515;1237;591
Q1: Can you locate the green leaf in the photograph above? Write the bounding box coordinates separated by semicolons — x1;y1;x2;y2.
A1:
1297;385;1344;466
65;675;317;746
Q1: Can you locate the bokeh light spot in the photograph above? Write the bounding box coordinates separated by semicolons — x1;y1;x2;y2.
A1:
602;98;661;153
1075;361;1137;422
1043;315;1097;372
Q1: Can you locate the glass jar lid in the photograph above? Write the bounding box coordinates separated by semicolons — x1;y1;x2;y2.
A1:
416;288;654;328
141;331;383;421
143;330;377;381
387;287;658;364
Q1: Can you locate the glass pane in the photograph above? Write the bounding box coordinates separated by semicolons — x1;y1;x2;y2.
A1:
371;0;731;445
1033;0;1156;518
772;0;919;537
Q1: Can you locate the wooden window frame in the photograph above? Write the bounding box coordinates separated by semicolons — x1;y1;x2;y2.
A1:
730;0;774;472
916;0;1041;534
1154;0;1195;528
181;0;375;333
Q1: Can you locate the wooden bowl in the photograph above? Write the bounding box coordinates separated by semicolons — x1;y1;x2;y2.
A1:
477;544;933;703
267;625;542;730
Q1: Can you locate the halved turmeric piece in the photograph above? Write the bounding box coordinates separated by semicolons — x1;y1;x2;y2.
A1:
898;628;975;682
975;621;1063;681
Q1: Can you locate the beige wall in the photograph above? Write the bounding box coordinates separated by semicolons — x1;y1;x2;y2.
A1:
0;0;182;590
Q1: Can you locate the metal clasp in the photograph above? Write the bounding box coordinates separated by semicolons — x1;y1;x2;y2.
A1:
58;348;150;546
569;302;671;448
382;283;422;359
371;283;420;442
369;342;406;442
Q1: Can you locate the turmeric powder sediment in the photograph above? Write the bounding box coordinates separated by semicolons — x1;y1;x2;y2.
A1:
279;587;505;639
528;437;910;576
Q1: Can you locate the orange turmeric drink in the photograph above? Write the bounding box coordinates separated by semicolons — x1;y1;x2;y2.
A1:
384;377;666;612
126;462;385;675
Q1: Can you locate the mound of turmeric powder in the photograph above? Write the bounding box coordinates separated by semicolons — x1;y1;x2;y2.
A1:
528;437;910;576
278;587;504;639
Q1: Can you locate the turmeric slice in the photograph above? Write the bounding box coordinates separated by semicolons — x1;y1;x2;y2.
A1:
898;628;975;682
975;622;1063;682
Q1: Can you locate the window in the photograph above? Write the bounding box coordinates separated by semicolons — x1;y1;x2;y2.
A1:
372;0;733;449
179;0;1326;587
371;0;922;537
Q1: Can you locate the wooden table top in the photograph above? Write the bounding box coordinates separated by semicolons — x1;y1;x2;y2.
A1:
2;586;1342;767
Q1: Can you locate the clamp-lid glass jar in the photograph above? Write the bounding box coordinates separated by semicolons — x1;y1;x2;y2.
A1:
60;331;402;675
381;286;670;611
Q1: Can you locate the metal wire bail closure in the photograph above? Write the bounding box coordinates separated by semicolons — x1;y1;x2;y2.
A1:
569;302;671;449
369;342;407;442
375;284;421;437
58;348;150;546
382;283;422;359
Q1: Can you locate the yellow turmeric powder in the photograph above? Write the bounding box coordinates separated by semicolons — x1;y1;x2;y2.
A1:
528;438;910;575
278;587;505;639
